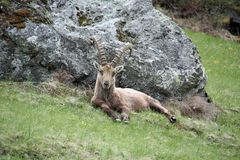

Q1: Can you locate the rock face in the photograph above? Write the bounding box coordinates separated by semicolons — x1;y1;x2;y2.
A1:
0;0;206;100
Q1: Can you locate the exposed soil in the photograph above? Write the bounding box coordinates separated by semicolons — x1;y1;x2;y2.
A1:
164;96;221;120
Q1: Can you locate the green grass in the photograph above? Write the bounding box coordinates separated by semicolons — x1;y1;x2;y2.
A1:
186;30;240;109
0;32;240;159
186;30;240;152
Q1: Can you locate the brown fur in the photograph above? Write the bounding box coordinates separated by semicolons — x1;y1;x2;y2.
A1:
90;37;175;123
91;63;176;123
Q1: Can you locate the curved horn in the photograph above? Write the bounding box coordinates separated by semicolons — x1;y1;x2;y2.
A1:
91;36;107;66
111;43;133;67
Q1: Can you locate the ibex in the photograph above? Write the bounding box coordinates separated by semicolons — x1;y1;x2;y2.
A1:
90;37;176;123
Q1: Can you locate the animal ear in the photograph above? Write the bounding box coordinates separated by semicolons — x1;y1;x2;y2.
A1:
115;65;124;74
93;61;101;70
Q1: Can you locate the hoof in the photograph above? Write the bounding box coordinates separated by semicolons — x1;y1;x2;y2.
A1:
170;116;176;123
123;120;129;124
121;113;129;122
115;118;121;122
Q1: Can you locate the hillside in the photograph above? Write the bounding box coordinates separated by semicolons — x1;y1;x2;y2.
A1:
0;31;240;159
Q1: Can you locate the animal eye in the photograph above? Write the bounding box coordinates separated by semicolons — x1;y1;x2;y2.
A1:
99;70;103;75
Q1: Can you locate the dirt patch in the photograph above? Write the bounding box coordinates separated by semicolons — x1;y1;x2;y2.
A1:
176;123;203;135
164;96;221;120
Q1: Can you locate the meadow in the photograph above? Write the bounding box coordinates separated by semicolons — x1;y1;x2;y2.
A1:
0;31;239;159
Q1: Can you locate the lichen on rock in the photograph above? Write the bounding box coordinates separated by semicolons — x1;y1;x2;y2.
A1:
0;0;207;101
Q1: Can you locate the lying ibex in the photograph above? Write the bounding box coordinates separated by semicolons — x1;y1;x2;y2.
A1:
90;37;176;123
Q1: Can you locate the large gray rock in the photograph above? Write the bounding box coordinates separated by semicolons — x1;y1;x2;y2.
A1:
0;0;206;100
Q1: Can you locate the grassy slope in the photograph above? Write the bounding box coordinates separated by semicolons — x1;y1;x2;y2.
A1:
0;32;240;159
187;30;240;108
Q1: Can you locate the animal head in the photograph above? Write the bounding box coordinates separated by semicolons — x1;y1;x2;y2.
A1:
93;62;124;89
91;36;132;90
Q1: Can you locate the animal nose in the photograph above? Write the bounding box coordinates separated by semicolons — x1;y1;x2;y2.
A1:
104;81;109;86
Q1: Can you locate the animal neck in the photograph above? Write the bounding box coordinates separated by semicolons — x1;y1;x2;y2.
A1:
102;85;115;100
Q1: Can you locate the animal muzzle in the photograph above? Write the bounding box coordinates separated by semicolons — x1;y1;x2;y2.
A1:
102;81;110;89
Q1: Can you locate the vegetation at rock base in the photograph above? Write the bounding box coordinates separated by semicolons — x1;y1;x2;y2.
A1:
154;0;240;41
153;0;240;12
0;30;240;159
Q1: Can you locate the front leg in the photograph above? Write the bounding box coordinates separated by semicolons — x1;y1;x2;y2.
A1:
91;98;120;121
119;105;130;123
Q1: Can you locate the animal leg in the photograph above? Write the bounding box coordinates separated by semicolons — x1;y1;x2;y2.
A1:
149;99;176;123
119;106;130;123
91;98;120;121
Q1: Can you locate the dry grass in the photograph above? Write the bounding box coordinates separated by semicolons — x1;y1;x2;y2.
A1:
164;96;221;120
